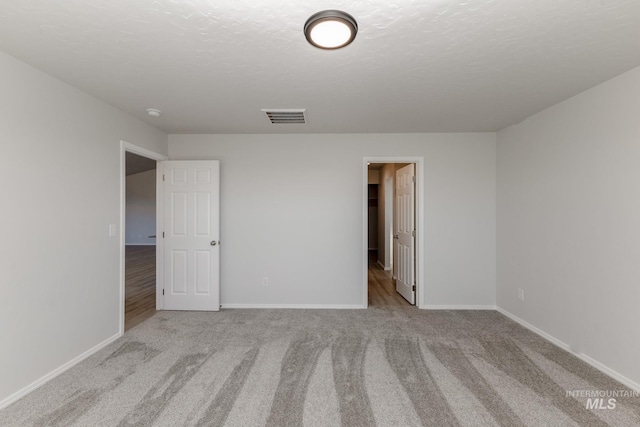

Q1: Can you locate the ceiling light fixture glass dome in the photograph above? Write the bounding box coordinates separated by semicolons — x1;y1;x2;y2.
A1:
304;10;358;50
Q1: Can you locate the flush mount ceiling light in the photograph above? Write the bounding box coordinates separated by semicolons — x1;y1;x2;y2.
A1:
304;10;358;50
146;108;162;117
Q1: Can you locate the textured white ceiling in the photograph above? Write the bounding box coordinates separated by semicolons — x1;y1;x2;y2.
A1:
1;0;640;134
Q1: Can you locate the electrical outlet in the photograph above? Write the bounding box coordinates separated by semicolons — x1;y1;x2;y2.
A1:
518;288;525;301
262;277;269;287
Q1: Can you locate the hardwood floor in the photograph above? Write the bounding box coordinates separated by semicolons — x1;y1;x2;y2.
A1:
125;245;157;331
368;255;412;307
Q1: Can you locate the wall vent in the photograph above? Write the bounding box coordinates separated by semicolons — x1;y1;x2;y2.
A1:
262;109;306;124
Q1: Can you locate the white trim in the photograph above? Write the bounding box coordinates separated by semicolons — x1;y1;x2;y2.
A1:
363;157;425;309
497;307;640;393
577;354;640;393
221;304;366;310
423;305;497;310
376;259;392;271
120;141;168;335
121;141;167;161
155;161;165;311
495;307;569;350
0;332;121;411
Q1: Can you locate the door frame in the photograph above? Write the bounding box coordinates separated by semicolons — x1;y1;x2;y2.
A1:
119;141;168;335
362;157;424;308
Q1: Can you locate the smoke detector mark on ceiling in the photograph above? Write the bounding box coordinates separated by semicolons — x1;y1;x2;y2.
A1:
262;109;306;124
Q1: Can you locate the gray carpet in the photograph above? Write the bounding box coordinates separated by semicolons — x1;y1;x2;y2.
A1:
1;308;639;426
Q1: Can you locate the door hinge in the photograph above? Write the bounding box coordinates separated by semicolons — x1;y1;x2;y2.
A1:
412;176;415;183
162;174;165;181
162;232;165;238
162;289;165;295
412;285;416;291
412;230;416;237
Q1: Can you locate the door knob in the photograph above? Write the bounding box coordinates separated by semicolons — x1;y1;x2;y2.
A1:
210;241;217;246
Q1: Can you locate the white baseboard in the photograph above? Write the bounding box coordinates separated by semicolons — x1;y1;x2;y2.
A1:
422;305;497;310
221;303;366;310
496;307;640;393
376;260;392;271
0;332;122;411
224;304;497;310
495;307;569;350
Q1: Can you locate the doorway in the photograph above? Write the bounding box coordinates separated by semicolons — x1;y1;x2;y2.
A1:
363;157;424;308
119;141;168;334
124;152;157;330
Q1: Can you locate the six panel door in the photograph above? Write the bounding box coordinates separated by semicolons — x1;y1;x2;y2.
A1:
395;163;415;304
162;161;220;311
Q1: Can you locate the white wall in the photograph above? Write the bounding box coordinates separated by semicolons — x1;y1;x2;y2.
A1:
126;169;157;245
497;65;640;387
0;51;167;406
169;133;496;308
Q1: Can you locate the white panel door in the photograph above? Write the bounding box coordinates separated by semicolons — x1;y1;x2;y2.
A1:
395;164;415;304
162;161;220;311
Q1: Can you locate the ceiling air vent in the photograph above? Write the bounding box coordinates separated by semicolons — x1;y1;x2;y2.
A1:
262;109;306;124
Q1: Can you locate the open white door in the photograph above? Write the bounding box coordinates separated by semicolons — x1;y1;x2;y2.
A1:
161;161;220;311
395;164;415;304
